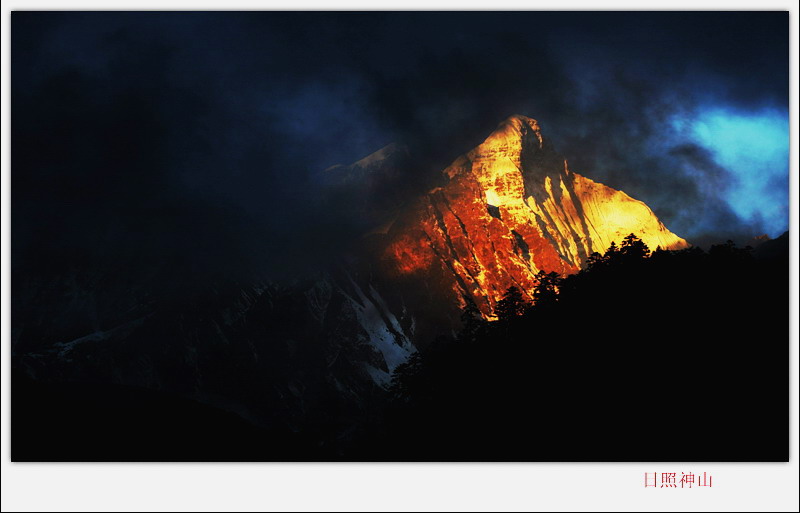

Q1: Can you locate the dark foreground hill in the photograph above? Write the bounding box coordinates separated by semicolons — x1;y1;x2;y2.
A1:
355;236;789;461
14;235;788;461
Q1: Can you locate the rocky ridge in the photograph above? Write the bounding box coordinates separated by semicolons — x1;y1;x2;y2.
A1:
374;115;688;317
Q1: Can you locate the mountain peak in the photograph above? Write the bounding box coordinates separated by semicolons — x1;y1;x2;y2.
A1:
377;115;688;318
500;114;541;131
483;114;544;149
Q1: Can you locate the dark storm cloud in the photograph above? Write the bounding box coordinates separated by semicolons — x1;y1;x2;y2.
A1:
12;12;788;284
532;12;788;243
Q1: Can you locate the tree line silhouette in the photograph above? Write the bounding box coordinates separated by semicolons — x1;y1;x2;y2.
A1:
352;234;788;461
12;233;788;461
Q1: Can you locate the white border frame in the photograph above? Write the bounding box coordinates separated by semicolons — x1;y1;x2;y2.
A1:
2;3;798;512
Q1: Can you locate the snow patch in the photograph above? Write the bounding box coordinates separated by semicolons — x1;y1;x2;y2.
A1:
341;275;415;383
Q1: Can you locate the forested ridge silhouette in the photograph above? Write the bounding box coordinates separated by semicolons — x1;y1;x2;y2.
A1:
13;234;788;461
354;234;789;461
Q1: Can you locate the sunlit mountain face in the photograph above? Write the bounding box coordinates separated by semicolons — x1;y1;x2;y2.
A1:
372;115;687;318
11;12;789;462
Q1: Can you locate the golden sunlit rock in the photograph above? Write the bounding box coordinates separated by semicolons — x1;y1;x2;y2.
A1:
380;115;688;318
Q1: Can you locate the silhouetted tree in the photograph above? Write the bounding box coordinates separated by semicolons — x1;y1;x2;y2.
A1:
388;351;425;402
709;239;752;263
496;286;527;320
459;295;485;343
586;251;606;271
620;233;650;260
533;270;561;307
